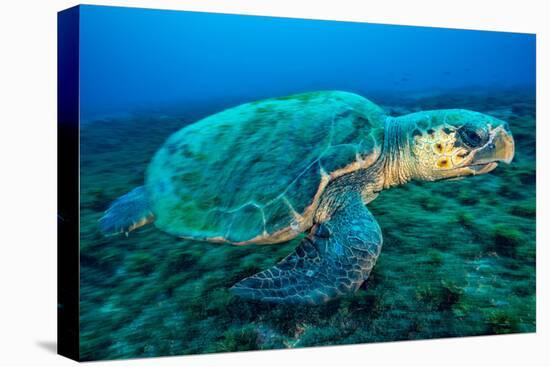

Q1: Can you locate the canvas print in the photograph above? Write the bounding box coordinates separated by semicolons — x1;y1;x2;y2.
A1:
57;5;536;361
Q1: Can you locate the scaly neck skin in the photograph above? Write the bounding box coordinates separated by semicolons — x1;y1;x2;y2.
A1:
359;116;417;202
324;116;419;207
380;116;417;188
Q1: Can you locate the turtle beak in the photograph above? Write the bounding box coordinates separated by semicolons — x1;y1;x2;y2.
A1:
470;124;515;166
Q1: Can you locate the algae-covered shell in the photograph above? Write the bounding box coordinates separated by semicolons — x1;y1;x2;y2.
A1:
145;91;386;244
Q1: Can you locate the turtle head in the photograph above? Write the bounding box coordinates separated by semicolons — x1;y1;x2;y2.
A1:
403;110;515;182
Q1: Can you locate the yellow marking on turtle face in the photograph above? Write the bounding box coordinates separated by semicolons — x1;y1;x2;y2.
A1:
436;156;451;169
429;128;455;151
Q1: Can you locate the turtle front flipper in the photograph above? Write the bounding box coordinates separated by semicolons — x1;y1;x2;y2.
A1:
230;193;383;304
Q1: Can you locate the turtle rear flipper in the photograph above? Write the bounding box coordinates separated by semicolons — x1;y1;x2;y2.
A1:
99;186;154;236
230;193;383;304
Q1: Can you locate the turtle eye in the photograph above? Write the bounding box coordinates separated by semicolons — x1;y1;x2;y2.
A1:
458;124;487;148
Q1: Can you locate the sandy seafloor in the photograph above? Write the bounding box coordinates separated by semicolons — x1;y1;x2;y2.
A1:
78;89;535;360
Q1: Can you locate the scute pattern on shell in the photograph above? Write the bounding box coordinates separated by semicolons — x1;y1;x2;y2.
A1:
145;91;386;243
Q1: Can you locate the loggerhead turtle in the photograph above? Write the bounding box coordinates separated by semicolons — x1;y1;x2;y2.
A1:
99;91;515;304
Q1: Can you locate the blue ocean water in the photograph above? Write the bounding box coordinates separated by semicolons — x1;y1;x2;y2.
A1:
79;5;535;121
76;5;536;361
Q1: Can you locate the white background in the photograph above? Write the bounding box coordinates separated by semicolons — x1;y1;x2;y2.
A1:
0;0;547;366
